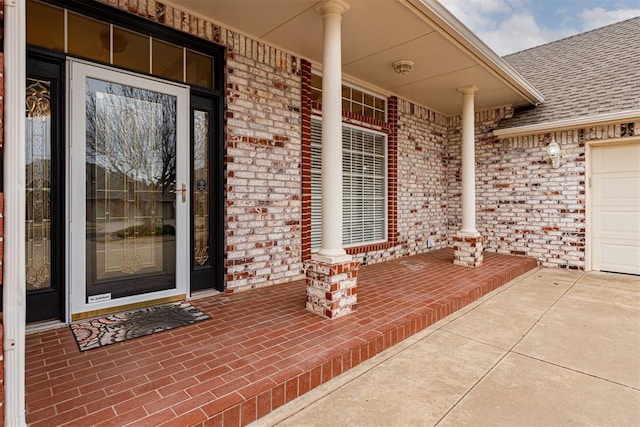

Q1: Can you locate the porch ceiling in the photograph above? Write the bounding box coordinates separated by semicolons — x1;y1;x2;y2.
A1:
169;0;543;116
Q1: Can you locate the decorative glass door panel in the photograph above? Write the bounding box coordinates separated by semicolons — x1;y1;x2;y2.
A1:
70;61;189;317
193;110;210;268
86;78;177;298
26;78;53;292
26;52;65;323
190;94;219;292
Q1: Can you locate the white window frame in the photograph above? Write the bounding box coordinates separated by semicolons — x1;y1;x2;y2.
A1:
310;72;387;121
311;116;388;251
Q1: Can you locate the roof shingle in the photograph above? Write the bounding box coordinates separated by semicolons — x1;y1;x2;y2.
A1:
498;16;640;129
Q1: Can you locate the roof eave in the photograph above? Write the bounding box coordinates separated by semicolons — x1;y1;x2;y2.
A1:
405;0;545;107
493;109;640;138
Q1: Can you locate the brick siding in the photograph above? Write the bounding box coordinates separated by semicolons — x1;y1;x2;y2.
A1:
395;101;449;257
81;1;640;281
339;100;450;266
446;107;514;238
300;73;400;266
447;105;639;269
474;121;639;269
225;48;303;291
96;0;305;292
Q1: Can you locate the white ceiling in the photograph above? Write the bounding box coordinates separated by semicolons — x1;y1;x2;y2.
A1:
169;0;542;116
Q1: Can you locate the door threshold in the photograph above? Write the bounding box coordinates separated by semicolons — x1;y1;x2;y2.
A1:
190;288;222;300
26;320;68;335
71;294;186;321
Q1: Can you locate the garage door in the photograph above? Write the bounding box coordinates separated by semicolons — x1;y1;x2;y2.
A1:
591;142;640;275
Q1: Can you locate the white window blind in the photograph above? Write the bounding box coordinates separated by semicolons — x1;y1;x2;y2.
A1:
311;118;387;250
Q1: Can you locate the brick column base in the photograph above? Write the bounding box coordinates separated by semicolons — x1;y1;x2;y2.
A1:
304;260;360;319
453;234;484;267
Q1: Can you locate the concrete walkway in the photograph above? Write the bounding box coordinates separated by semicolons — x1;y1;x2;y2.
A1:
252;268;640;426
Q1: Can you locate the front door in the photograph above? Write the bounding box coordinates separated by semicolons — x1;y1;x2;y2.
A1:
68;61;190;319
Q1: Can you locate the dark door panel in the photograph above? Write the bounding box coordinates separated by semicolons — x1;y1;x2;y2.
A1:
190;91;224;292
25;49;66;323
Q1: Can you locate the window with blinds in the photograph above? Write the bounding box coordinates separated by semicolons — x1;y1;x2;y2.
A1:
311;118;387;250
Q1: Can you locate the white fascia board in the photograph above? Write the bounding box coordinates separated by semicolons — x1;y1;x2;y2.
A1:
493;109;640;138
404;0;545;106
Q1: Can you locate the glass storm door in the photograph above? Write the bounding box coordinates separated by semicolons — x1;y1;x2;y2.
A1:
69;61;189;318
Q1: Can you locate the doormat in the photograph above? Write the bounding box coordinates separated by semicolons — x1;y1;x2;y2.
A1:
70;301;210;351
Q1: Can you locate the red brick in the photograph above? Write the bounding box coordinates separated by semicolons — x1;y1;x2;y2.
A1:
95;407;146;427
223;405;241;427
271;383;285;410
25;249;535;427
203;414;223;427
201;393;243;418
143;390;188;415
256;391;271;419
159;409;207;427
284;378;298;403
30;406;87;427
240;397;257;426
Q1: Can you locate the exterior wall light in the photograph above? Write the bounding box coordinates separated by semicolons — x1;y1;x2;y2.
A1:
546;138;561;168
393;60;414;75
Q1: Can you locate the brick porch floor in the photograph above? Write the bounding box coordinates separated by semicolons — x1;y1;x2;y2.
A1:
25;249;537;426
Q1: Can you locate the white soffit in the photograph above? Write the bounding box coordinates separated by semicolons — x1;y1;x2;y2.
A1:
170;0;543;116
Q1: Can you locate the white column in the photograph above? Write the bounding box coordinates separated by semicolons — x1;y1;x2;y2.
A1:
3;1;28;426
458;85;479;236
313;0;351;264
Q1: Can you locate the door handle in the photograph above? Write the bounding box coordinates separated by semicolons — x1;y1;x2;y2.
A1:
180;183;186;203
171;183;187;203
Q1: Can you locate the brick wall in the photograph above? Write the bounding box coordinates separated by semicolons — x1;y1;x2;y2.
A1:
96;0;306;292
345;100;451;266
94;0;639;280
224;45;303;291
476;122;639;269
395;100;449;256
448;105;639;269
446;107;514;237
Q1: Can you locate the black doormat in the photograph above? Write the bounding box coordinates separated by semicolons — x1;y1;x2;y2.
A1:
70;301;210;351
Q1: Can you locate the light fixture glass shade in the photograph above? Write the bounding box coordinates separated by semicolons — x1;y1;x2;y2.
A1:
546;139;561;168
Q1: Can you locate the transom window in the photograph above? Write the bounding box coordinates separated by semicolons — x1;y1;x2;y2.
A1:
311;74;386;121
311;118;387;249
26;0;214;89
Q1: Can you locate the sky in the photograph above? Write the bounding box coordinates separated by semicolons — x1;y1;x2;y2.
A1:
439;0;640;55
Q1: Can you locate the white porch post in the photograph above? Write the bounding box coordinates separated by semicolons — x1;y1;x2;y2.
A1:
313;0;351;264
458;85;479;235
454;85;484;268
3;0;28;425
305;0;358;320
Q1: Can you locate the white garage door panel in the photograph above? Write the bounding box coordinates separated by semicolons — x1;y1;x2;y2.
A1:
592;240;640;275
592;210;640;240
592;143;640;173
592;173;640;205
591;143;640;275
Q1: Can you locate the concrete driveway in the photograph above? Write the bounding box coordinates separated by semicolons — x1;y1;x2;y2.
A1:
252;268;640;426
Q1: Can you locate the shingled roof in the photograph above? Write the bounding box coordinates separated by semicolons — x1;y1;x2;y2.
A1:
498;16;640;129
